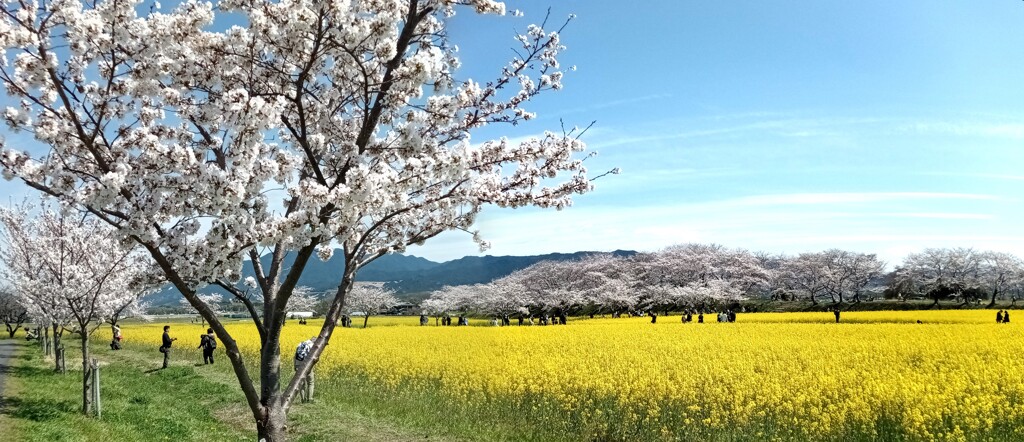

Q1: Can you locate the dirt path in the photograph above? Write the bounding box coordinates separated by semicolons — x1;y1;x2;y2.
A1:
0;339;19;408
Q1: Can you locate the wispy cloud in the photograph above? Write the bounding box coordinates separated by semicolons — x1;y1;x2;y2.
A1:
696;192;1006;210
915;172;1024;182
587;115;882;150
549;93;674;117
899;121;1024;140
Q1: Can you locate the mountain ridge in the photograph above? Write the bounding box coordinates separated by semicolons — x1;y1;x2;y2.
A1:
143;249;636;307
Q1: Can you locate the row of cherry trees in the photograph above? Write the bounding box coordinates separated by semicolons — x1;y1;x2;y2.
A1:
421;244;1024;318
0;204;152;415
895;248;1024;306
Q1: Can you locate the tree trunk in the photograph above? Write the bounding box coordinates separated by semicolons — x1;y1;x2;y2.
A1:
6;327;14;338
988;287;999;308
256;405;288;441
52;324;63;372
81;333;93;415
43;326;50;356
363;315;369;329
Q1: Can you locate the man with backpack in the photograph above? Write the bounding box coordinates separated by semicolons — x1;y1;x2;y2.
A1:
294;337;317;403
198;328;217;364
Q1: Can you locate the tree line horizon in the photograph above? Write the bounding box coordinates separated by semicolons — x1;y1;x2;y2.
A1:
413;244;1024;319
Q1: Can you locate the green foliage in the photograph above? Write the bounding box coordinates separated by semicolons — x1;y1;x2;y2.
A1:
2;340;249;441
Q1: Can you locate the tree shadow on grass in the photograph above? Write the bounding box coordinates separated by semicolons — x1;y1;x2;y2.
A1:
0;396;76;422
0;356;77;422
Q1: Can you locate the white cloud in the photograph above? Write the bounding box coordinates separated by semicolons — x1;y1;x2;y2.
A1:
902;121;1024;140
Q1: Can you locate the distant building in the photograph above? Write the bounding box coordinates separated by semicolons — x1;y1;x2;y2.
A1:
386;302;416;315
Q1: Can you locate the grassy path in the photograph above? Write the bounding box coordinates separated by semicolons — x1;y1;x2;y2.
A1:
0;339;20;435
0;336;456;441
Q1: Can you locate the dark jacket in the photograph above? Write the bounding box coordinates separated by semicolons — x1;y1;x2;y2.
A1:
162;331;173;348
199;334;216;350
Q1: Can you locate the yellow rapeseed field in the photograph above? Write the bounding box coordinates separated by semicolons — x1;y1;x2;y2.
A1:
116;310;1024;441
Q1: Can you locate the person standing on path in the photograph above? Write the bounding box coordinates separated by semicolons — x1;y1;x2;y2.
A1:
161;325;177;369
294;337;316;403
198;328;216;364
833;308;841;323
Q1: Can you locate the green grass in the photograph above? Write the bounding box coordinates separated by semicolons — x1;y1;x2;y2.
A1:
0;335;454;441
1;338;251;441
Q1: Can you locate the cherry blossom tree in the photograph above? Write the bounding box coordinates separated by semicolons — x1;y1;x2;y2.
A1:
632;244;763;312
817;249;885;304
179;293;224;326
753;251;790;300
898;248;981;305
0;0;606;437
104;294;150;342
780;253;830;304
0;206;150;415
422;284;475;324
466;281;528;320
285;286;319;317
977;251;1024;307
0;288;28;338
499;259;595;318
575;254;638;316
345;284;398;328
0;206;74;370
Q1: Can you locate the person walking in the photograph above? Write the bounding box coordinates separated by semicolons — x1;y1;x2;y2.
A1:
110;324;122;350
1004;311;1011;323
198;328;217;364
833;308;841;324
997;310;1005;323
160;325;177;369
294;337;316;403
698;312;704;323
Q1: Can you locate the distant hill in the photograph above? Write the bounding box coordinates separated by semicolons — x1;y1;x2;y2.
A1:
382;250;637;293
143;249;635;307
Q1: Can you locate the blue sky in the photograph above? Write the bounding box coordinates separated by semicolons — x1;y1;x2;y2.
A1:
408;0;1024;264
4;1;1024;267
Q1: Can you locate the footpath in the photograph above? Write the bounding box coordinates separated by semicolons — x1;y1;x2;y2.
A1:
0;339;17;406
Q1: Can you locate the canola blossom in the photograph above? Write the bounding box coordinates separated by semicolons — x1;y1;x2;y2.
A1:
118;310;1024;441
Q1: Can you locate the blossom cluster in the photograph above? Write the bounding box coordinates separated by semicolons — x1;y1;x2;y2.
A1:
0;0;598;290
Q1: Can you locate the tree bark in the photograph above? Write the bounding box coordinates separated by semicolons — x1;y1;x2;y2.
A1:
363;315;369;329
256;406;288;441
52;324;63;372
988;287;1000;308
81;333;92;415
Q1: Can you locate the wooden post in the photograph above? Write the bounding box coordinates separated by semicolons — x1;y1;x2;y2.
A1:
55;346;65;373
91;359;101;418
